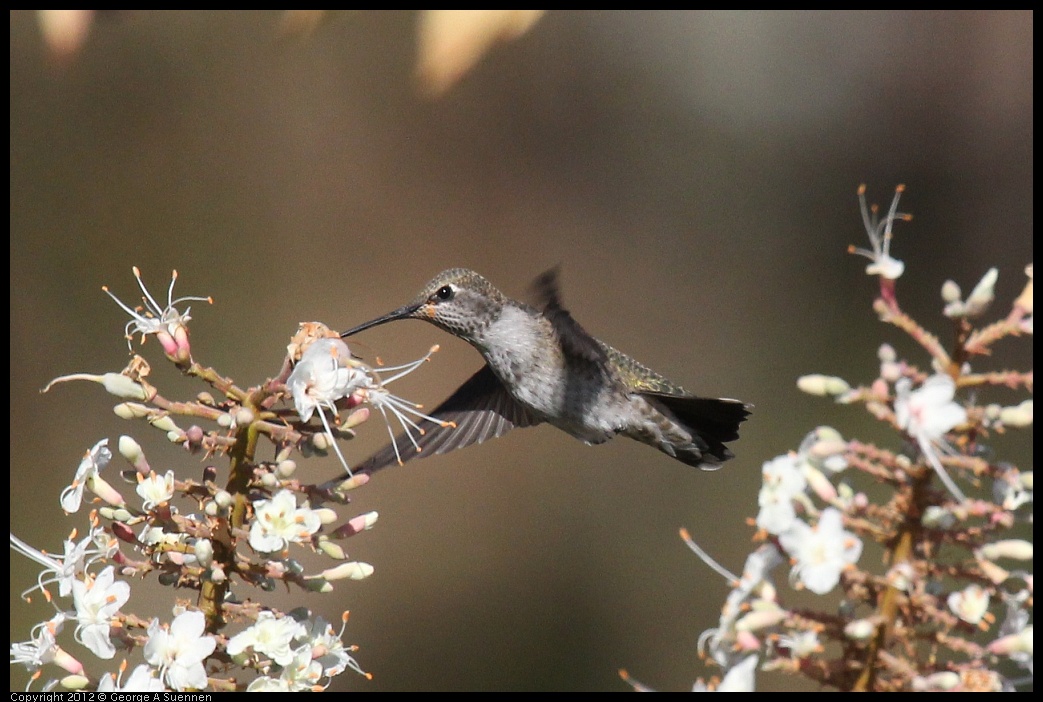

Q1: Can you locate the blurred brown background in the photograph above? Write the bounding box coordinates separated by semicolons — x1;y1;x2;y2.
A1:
10;11;1032;691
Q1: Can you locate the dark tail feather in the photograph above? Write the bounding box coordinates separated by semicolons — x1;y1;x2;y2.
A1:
643;393;752;466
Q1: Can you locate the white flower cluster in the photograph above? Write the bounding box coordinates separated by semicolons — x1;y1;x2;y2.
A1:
625;187;1033;692
11;268;440;692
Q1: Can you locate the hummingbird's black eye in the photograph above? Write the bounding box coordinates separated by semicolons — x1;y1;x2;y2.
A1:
434;285;454;301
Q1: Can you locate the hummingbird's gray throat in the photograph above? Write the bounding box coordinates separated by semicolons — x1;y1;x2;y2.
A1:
338;267;750;476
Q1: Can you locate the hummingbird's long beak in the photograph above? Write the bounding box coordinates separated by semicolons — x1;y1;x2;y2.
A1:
340;303;421;338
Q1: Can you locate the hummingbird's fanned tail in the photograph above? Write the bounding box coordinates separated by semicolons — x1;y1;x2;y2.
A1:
641;392;752;469
355;364;542;475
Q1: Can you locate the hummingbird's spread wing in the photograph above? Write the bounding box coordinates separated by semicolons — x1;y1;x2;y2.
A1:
530;267;609;367
357;364;542;474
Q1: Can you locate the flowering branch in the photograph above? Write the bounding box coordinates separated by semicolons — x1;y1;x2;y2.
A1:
12;268;440;692
624;186;1033;692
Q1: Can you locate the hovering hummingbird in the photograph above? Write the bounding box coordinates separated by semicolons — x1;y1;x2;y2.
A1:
340;268;750;475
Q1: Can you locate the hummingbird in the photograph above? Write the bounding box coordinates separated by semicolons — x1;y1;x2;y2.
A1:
339;268;750;475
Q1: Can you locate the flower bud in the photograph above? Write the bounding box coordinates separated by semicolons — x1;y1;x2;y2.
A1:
912;671;960;691
1014;264;1033;313
964;267;998;317
999;400;1033;428
99;506;136;523
921;505;956;529
102;373;150;400
149;415;179;433
343;407;370;429
314;508;339;525
60;674;90;690
193;538;213;567
110;521;138;543
331;473;370;493
976;558;1009;585
735;603;787;632
113;402;151;419
844;618;877;641
978;539;1033;561
209;564;227;584
322;561;374;581
987;625;1033;656
803;465;837;502
797;374;850;396
118;435;150;476
317;537;347;561
303;576;334;593
88;474;126;507
941;279;962;303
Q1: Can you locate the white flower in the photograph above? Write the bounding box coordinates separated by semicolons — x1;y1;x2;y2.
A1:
103;267;210;352
247;676;291;692
249;490;322;553
287;338;368;424
778;629;822;659
287;337;372;477
226;611;306;667
60;439;111;513
288;337;445;477
964;267;999;317
144;610;216;691
850;185;907;280
756;454;807;535
97;664;166;692
895;375;967;441
71;565;130;659
778;508;862;595
297;613;367;678
10;614;78;676
695;544;783;669
10;529;106;600
895;374;969;502
947;584;991;625
279;644;325;691
136;470;175;510
716;654;758;692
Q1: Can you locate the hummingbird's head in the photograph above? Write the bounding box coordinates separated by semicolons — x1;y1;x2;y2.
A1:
340;268;508;343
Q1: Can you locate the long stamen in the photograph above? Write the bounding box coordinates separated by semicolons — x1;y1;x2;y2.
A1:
375;405;405;466
917;435;967;503
680;528;739;583
881;184;907;256
133;266;163;317
372;345;440;385
857;184;874;241
378;392;456;428
102;286;144;320
166;270;178;310
316;405;353;478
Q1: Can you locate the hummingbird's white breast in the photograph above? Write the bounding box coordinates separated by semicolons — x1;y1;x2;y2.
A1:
476;304;635;444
